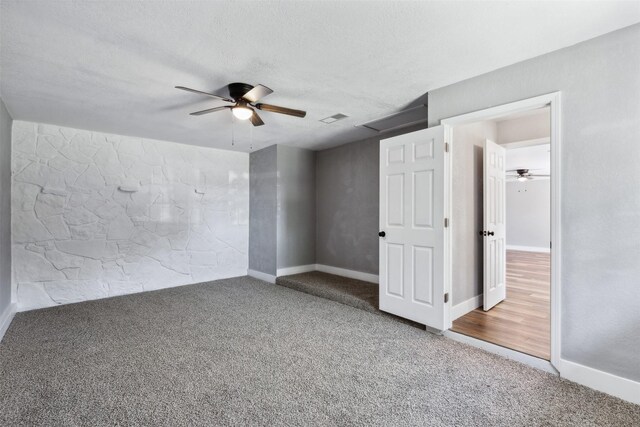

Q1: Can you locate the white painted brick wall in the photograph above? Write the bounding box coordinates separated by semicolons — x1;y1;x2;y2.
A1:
12;121;249;310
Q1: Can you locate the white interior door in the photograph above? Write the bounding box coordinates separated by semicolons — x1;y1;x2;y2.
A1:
483;139;506;310
379;126;445;329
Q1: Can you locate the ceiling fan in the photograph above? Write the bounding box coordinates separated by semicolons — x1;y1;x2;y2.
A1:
175;82;306;126
507;168;550;182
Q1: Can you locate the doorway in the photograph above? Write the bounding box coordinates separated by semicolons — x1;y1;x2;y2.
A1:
441;93;561;367
451;120;551;359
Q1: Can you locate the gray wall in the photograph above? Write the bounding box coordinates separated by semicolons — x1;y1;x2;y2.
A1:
277;145;316;269
250;144;316;274
429;24;640;381
315;123;427;275
506;180;550;249
451;121;496;305
249;145;277;275
0;98;12;315
316;137;379;274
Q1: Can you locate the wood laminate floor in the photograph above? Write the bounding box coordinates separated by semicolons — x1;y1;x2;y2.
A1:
451;250;551;360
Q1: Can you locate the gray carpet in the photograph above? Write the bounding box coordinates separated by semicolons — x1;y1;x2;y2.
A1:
276;271;379;313
276;271;421;327
0;276;638;426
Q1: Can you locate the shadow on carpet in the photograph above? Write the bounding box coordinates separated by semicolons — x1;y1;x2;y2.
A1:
276;271;422;327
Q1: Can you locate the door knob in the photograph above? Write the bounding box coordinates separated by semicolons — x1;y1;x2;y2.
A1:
378;231;386;237
488;231;494;236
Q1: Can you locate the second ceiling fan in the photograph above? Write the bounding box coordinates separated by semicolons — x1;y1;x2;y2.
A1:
176;82;307;126
507;168;550;182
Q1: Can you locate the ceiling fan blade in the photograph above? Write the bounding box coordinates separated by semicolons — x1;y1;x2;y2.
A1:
250;111;265;126
176;86;234;103
255;103;306;118
190;106;231;116
242;84;273;103
529;174;550;177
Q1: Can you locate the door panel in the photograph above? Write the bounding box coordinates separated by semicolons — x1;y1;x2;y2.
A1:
379;126;445;329
413;170;434;228
412;246;433;305
387;145;405;164
483;139;507;310
387;174;404;226
386;243;404;297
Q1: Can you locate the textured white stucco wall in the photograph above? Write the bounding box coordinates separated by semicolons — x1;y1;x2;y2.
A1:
12;121;248;311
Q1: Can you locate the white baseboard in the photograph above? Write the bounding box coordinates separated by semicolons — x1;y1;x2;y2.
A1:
315;264;379;284
247;269;276;284
276;264;316;276
558;359;640;405
0;303;17;343
451;294;483;320
506;245;550;253
273;263;379;284
443;330;558;375
445;329;640;404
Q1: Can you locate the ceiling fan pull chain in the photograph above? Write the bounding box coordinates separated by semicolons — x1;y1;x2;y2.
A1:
250;120;253;151
231;113;235;146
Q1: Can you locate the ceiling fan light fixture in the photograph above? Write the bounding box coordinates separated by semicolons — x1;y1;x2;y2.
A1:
178;82;306;127
517;176;528;182
232;105;253;120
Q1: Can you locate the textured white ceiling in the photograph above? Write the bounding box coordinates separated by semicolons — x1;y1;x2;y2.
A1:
1;1;639;152
507;144;551;177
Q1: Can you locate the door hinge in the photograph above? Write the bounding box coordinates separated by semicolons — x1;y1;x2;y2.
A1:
444;293;449;303
445;142;450;153
444;218;449;228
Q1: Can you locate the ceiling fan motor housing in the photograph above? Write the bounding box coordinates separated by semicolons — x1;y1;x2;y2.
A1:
228;82;254;101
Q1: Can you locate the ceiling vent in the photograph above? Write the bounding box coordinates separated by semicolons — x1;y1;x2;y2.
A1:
357;104;428;133
320;113;348;124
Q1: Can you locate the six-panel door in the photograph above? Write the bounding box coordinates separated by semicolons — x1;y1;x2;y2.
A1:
483;139;507;310
379;126;445;329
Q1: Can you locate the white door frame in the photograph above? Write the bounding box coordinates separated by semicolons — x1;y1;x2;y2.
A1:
440;92;561;368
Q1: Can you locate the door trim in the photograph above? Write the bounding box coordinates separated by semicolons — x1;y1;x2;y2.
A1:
440;92;562;369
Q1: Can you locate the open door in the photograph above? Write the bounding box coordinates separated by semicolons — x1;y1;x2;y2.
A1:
379;126;445;329
483;139;506;310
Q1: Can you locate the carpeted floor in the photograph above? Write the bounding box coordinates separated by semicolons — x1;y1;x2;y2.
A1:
276;271;379;313
1;276;638;426
276;271;421;327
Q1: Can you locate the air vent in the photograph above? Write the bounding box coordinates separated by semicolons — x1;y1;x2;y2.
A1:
357;104;428;133
320;113;348;124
